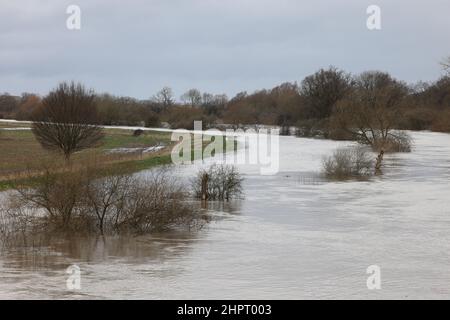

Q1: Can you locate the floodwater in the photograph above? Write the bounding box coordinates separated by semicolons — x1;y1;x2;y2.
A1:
1;131;450;299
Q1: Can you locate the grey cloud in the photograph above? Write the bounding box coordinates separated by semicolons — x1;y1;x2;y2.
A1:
0;0;449;98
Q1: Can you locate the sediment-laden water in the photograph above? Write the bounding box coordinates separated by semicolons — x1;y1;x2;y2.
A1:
1;131;449;299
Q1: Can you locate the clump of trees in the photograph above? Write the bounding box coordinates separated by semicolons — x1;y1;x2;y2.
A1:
2;58;450;135
16;94;42;120
223;83;303;128
181;89;202;107
153;86;175;108
0;94;20;119
96;94;160;127
300;67;353;120
32;82;104;161
192;164;243;201
0;93;41;121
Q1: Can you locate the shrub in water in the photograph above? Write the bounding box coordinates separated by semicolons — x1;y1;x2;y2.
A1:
322;146;374;180
192;164;243;201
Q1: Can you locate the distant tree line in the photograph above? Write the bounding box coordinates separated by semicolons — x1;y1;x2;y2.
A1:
1;61;449;133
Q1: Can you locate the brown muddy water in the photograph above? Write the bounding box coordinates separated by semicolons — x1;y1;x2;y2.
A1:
1;131;450;299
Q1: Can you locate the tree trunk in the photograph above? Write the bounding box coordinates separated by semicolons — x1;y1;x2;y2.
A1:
375;149;384;175
201;173;209;201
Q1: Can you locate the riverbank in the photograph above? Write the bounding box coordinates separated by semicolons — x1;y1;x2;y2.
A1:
0;120;236;191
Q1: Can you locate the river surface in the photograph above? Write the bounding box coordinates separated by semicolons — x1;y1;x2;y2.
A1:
1;131;450;299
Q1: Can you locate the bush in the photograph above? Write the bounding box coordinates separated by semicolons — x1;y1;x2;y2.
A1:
322;146;374;180
192;164;243;201
5;166;203;236
111;170;200;234
372;131;412;153
13;168;88;231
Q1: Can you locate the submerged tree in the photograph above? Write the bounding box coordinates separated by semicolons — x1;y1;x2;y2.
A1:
331;71;411;152
192;164;243;201
32;82;104;161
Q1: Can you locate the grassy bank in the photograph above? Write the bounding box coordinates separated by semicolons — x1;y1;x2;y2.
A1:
0;123;237;191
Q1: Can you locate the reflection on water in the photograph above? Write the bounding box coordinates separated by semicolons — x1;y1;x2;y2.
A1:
1;233;192;270
1;131;450;299
0;200;241;299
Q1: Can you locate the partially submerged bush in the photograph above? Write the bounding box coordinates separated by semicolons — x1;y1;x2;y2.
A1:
322;146;374;180
13;168;89;231
372;131;412;153
4;167;203;236
192;164;243;201
111;171;200;234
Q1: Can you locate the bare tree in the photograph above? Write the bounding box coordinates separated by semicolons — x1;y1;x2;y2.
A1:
213;94;228;106
192;164;243;201
442;56;450;74
153;87;174;108
202;92;214;107
331;71;410;152
32;82;104;161
300;67;353;119
181;88;202;107
83;172;133;235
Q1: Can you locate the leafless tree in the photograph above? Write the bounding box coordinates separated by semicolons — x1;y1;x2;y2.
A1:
83;173;133;235
192;164;243;201
13;167;87;230
331;71;410;152
181;88;202;107
32;82;104;161
153;87;174;108
202;92;214;106
0;93;19;119
442;56;450;74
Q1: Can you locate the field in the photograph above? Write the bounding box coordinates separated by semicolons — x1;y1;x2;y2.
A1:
0;122;175;190
0;121;237;190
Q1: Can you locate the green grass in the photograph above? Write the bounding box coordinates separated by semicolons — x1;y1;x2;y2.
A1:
100;129;171;150
0;122;30;129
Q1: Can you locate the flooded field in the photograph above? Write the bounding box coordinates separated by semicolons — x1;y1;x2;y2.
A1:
1;131;450;299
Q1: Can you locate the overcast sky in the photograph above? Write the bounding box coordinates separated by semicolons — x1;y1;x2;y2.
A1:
1;0;449;99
